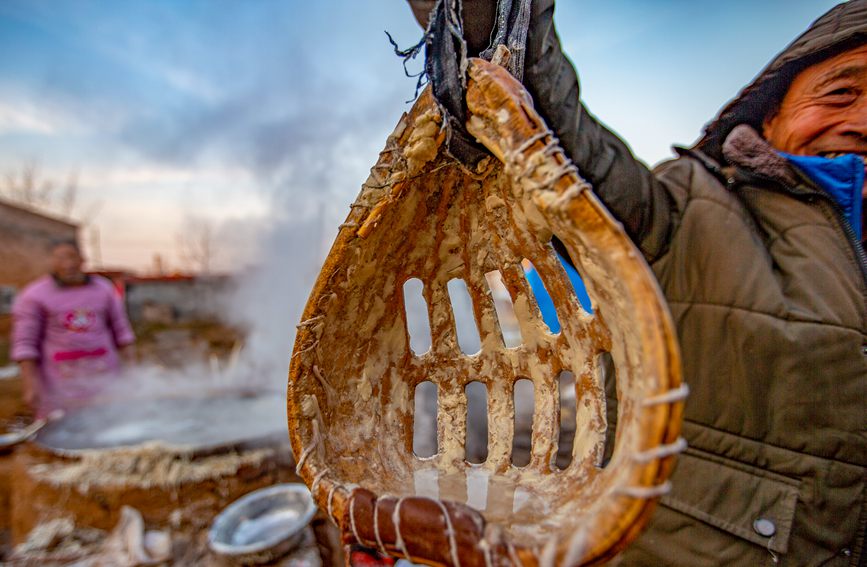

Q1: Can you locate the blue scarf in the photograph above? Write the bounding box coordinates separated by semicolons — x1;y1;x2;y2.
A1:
783;152;864;241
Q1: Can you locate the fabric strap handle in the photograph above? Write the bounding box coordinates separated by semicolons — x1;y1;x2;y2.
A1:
424;0;534;166
480;0;534;81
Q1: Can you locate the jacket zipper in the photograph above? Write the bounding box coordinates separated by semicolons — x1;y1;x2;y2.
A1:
679;146;867;294
734;166;867;288
811;194;867;285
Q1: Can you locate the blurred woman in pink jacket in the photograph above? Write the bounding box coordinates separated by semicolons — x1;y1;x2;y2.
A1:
11;239;135;417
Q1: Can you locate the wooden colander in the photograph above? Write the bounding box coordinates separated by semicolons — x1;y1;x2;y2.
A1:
287;58;685;566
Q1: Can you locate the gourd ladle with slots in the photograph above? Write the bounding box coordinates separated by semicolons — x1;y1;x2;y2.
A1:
287;7;686;565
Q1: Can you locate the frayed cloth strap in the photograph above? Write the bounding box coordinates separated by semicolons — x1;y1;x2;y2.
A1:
430;0;490;166
423;0;535;166
425;0;471;130
480;0;534;81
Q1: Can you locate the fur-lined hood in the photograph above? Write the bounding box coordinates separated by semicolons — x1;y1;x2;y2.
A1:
721;124;801;187
697;0;867;161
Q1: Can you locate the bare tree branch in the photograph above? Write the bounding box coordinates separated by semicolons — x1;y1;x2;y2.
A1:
1;161;88;223
176;216;217;275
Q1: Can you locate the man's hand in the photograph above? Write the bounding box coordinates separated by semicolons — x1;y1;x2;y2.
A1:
408;0;556;77
18;359;39;409
407;0;497;56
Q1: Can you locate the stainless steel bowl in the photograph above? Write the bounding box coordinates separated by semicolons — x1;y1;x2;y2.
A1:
208;483;317;564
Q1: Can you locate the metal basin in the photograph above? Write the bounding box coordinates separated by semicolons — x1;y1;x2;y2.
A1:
209;483;316;564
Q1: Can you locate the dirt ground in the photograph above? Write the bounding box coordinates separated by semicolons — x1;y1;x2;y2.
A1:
0;373;32;551
0;322;349;565
5;512;343;566
0;371;345;566
132;318;245;369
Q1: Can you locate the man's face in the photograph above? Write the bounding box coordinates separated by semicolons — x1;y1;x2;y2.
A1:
51;244;86;284
763;44;867;192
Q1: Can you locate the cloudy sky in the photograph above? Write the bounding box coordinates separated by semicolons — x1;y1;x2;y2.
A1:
0;0;840;273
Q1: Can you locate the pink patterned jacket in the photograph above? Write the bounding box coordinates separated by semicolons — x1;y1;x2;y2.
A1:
11;275;135;416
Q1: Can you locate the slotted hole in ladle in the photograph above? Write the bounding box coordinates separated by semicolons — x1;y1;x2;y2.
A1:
556;370;577;470
511;378;534;467
403;278;432;355
484;270;522;348
447;278;482;354
599;352;618;468
522;260;561;334
465;381;488;464
550;243;594;314
413;381;438;458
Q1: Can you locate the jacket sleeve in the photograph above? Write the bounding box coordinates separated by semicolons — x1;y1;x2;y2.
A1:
11;290;44;361
106;286;135;348
522;0;676;261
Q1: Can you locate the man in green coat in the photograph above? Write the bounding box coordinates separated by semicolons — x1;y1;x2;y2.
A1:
410;1;865;564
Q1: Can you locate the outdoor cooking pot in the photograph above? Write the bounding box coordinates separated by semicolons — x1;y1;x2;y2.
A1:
287;57;685;566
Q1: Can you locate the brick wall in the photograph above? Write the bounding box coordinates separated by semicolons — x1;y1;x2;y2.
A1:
0;199;78;364
0;198;78;291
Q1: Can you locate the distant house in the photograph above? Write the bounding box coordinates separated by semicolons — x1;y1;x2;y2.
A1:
125;274;232;324
0;197;79;297
0;198;79;364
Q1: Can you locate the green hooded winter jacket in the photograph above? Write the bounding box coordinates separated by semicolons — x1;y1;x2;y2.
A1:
519;1;867;564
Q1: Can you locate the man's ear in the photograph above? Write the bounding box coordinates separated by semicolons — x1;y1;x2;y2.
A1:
762;107;780;142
